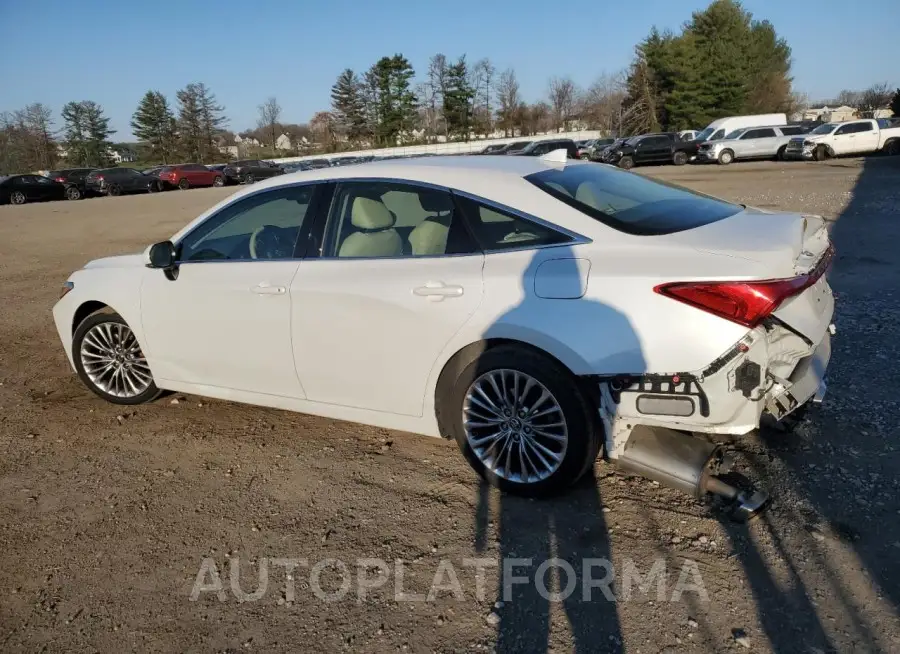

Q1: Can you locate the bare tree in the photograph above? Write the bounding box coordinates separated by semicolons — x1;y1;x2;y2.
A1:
309;111;337;152
472;58;496;137
547;76;577;132
835;89;862;108
495;68;521;137
257;97;283;152
858;83;893;117
579;72;627;134
427;54;449;141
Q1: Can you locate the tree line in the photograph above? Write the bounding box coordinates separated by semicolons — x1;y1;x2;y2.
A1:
3;0;899;173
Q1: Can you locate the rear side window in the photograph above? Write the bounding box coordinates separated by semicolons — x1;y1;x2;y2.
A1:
781;126;803;135
526;163;741;236
455;195;570;251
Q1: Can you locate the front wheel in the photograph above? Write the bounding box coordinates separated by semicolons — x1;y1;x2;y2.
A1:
444;345;601;497
717;149;734;165
617;156;634;170
65;186;82;201
73;312;162;405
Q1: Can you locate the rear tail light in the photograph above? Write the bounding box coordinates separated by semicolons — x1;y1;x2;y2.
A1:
655;245;834;328
54;176;66;182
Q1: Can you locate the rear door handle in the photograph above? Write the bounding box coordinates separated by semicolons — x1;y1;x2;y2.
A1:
413;282;464;301
251;283;286;295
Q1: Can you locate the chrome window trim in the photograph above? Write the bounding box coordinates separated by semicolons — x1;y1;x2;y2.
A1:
172;175;589;265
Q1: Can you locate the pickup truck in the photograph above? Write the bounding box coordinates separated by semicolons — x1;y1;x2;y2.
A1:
598;132;699;169
784;118;900;160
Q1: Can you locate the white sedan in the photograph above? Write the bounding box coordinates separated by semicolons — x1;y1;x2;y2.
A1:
53;153;834;507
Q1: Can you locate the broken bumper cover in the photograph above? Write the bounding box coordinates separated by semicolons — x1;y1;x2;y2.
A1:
766;330;831;418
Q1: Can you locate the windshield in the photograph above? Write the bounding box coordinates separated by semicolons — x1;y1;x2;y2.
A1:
810;123;838;135
526;163;741;236
695;127;716;141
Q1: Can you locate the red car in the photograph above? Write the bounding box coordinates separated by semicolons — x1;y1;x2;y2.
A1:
159;163;225;190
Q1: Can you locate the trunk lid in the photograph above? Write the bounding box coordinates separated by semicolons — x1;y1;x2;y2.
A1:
666;208;834;342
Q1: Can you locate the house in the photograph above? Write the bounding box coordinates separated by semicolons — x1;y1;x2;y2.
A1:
108;148;137;164
275;134;293;151
234;134;261;147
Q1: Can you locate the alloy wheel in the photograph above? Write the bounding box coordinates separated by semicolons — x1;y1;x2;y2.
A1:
10;191;25;205
79;322;153;398
463;369;568;483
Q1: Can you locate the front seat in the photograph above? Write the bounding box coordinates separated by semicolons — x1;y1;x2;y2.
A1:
338;197;403;258
407;193;453;256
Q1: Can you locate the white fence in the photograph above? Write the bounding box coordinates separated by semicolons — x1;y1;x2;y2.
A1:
269;130;604;164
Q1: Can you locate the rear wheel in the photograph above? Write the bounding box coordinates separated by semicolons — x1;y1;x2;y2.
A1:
107;184;122;197
775;145;787;161
178;178;190;190
885;140;900;156
717;149;734;165
617;156;634;170
10;190;27;205
242;172;255;184
65;186;82;201
443;345;601;497
213;175;224;187
73;312;162;405
673;151;688;166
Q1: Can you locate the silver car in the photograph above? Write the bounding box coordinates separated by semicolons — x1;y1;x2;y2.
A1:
696;125;808;165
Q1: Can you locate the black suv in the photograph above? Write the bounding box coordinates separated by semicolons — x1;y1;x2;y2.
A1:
514;139;579;159
46;168;96;200
85;168;161;196
600;133;699;169
222;160;285;184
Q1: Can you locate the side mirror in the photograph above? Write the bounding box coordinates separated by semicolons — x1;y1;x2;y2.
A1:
148;240;177;269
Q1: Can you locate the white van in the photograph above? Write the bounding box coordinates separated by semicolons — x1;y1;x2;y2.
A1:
695;114;787;142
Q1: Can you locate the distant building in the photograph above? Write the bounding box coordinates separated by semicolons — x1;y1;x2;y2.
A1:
275;134;293;151
794;105;858;123
108;148;137;163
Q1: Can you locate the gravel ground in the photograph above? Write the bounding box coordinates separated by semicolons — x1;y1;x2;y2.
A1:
1;159;898;653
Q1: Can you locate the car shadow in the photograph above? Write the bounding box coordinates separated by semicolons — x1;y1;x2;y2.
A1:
469;248;646;652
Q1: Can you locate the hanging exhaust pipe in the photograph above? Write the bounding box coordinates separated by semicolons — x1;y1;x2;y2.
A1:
617;425;768;521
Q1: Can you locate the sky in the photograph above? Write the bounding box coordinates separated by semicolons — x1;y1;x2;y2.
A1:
1;0;898;140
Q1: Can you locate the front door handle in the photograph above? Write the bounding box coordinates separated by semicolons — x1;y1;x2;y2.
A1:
251;283;286;295
413;281;464;301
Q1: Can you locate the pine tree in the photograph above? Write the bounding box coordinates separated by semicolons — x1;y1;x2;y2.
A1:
443;56;475;140
330;69;369;145
61;101;113;167
131;91;177;163
176;84;204;161
197;83;227;163
365;55;418;147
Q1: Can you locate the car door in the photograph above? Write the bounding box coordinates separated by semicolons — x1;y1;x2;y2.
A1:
290;180;484;417
32;175;65;200
831;122;865;154
141;183;319;397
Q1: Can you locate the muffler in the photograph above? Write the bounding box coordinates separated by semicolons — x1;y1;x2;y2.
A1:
617;425;768;521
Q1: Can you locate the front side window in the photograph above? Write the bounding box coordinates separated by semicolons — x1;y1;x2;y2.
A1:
179;185;315;262
527;163;740;236
455;195;571;251
325;181;475;258
781;126;803;135
810;123;838;135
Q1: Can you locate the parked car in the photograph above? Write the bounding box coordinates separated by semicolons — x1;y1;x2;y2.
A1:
304;159;332;170
84;168;162;196
588;138;628;162
51;155;834;517
515;139;579;159
479;143;508;154
207;164;228;172
45;168;96;200
677;130;700;141
222;160;285;184
0;174;67;204
693;113;787;144
493;140;532;155
784;118;900;160
281;161;312;173
600;133;698;169
583;138;616;160
158;163;225;190
695;125;809;164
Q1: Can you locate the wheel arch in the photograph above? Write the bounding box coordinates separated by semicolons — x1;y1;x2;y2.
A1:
72;300;111;335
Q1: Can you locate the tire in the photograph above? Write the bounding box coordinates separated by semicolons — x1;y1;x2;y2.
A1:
65;186;82;201
242;172;255;184
10;190;27;205
673;151;688;166
813;145;830;162
443;344;601;497
717;149;734;165
147;181;158;193
617;156;634;170
72;312;162;405
213;175;224;187
107;184;122;197
885;140;900;156
775;145;787;161
178;178;190;190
